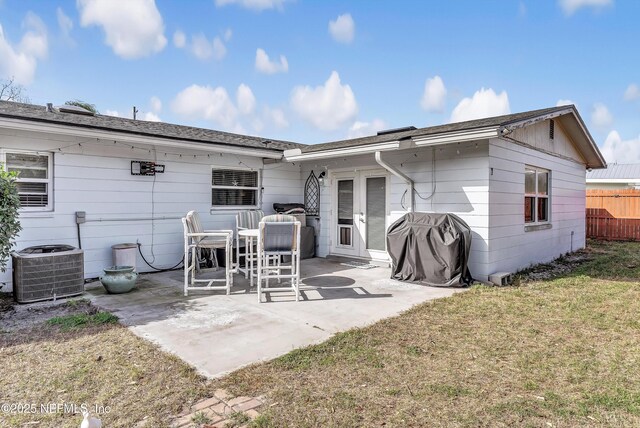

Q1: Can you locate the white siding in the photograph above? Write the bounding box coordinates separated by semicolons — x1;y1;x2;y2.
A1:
0;129;301;291
487;137;586;277
301;140;491;279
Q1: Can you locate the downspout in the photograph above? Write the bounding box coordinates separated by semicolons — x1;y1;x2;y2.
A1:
375;151;414;212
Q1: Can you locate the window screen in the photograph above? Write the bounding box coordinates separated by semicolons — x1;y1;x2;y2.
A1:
4;152;52;209
211;168;260;208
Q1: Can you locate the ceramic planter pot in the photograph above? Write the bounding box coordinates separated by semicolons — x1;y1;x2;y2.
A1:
100;265;138;294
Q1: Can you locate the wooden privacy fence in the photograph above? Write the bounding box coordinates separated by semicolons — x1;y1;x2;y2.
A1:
586;189;640;240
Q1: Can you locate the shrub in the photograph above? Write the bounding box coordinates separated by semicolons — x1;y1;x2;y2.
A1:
0;166;21;272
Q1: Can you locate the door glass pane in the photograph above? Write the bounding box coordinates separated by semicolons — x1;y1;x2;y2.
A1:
525;169;536;194
366;177;386;251
537;172;548;195
339;226;352;246
337;180;353;225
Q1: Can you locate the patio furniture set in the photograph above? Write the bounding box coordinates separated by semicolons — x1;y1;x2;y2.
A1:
181;210;302;302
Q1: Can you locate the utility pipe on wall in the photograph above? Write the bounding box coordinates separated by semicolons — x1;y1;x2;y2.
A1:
375;151;414;212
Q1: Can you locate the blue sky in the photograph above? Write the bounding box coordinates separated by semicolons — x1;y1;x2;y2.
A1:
0;0;638;161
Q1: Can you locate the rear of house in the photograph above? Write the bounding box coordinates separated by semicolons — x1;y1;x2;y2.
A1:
287;106;605;281
0;102;302;291
0;101;605;291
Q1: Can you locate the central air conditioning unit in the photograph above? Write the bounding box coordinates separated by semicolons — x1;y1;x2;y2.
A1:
11;245;84;303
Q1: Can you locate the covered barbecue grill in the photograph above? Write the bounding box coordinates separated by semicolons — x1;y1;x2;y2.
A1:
386;212;473;287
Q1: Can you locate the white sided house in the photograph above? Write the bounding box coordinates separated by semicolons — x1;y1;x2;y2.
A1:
0;102;605;291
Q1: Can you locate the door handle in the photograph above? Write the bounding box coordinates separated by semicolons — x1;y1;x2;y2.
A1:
360;213;365;223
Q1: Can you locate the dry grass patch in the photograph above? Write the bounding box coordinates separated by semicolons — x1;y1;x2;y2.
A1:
0;299;213;427
220;241;640;427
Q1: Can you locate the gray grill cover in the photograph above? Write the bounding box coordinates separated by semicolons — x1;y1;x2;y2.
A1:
387;212;472;287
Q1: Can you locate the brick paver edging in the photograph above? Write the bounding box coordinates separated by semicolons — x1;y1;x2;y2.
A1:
171;389;265;428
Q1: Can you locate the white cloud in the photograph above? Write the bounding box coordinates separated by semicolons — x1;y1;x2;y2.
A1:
143;111;161;122
0;12;48;85
104;109;120;117
556;99;574;106
172;84;238;128
600;130;640;163
149;96;162;113
348;119;387;139
558;0;612;15
624;83;640;101
450;88;510;123
172;83;288;133
263;106;288;129
328;13;355;44
518;1;527;17
57;7;73;39
173;30;186;48
255;48;288;74
77;0;167;59
290;71;358;131
180;33;226;61
211;37;226;60
591;102;613;128
236;84;256;115
420;75;447;113
214;0;290;11
223;28;232;42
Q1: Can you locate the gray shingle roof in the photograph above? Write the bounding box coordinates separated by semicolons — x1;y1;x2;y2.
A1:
587;163;640;180
300;106;572;153
0;101;301;152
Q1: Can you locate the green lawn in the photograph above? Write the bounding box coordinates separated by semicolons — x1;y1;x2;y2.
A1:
2;240;640;427
218;240;640;427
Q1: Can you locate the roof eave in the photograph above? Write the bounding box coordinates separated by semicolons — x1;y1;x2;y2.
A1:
0;116;285;159
412;126;500;146
499;107;607;169
284;141;403;161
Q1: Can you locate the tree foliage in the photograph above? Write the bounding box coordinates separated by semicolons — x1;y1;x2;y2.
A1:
0;167;22;272
0;77;30;103
65;100;99;114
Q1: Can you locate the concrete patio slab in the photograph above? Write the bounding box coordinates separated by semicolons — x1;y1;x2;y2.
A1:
85;258;463;378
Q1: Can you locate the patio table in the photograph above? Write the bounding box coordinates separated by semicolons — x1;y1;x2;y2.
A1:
238;228;259;286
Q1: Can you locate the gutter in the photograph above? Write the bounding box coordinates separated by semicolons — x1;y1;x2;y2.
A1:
284;141;402;161
375;151;414;212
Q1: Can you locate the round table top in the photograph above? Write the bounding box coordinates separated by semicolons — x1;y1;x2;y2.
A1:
238;228;259;237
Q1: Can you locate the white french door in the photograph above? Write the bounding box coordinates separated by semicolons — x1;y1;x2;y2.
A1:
330;169;389;260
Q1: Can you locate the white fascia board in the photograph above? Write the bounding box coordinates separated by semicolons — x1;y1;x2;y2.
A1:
412;127;499;146
284;141;401;161
0;117;284;159
586;178;640;184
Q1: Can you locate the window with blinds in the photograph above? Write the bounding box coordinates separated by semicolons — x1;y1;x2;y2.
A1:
2;151;52;210
211;168;260;208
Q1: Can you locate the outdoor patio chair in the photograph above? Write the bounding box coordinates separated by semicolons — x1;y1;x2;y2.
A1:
256;214;301;303
235;209;265;277
182;210;233;296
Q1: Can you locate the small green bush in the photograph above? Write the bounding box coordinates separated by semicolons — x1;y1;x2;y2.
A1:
0;166;21;272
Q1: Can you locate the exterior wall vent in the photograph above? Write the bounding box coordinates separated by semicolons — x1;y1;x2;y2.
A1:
549;119;555;140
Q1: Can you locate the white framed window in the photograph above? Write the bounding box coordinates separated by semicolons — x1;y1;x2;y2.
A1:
211;167;260;209
525;166;549;224
1;150;53;211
